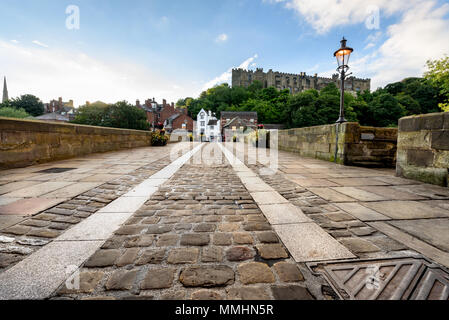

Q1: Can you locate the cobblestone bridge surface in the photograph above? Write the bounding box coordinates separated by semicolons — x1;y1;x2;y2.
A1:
0;142;448;300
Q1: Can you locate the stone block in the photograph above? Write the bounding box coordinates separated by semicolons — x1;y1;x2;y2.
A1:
431;131;449;150
406;149;434;167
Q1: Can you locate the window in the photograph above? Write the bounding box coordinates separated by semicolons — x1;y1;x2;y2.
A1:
201;121;205;127
200;113;205;120
182;123;186;129
210;126;214;130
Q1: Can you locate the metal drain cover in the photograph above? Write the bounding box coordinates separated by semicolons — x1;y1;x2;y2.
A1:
36;168;76;174
309;258;449;300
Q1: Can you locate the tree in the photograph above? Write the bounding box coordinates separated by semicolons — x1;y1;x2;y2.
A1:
103;101;150;130
10;94;44;116
425;55;449;111
397;93;421;115
367;93;405;127
0;107;30;119
72;101;149;130
72;103;108;126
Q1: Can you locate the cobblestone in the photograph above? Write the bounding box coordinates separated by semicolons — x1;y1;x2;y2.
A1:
179;265;235;287
237;262;275;284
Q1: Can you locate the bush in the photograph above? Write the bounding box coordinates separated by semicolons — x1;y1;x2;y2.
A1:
0;107;31;119
151;131;168;146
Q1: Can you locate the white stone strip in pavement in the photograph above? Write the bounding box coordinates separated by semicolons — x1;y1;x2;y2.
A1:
218;143;356;263
0;143;204;300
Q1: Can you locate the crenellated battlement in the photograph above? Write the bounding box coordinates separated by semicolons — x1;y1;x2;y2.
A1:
232;67;371;93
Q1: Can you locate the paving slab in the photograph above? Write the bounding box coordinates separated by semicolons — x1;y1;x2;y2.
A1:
97;197;148;213
308;188;356;202
0;198;68;216
368;222;449;268
0;240;103;300
362;201;449;220
41;182;103;199
388;219;449;252
0;181;43;195
357;186;427;201
273;223;356;262
0;197;23;206
394;184;449;200
422;200;449;211
250;192;290;205
333;202;390;221
123;186;159;198
327;177;389;186
243;183;274;192
57;212;134;241
259;204;312;225
330;187;387;201
3;182;74;198
291;179;339;187
373;176;420;185
80;174;121;182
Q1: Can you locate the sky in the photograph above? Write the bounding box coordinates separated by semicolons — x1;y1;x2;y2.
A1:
0;0;448;107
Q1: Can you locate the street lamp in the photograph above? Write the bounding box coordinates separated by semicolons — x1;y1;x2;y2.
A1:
333;37;353;163
334;37;353;123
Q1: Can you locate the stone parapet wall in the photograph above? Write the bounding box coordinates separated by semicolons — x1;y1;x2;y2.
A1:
396;112;449;187
277;123;397;167
0;117;153;169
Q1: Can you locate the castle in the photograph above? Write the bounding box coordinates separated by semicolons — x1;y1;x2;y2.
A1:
232;68;371;94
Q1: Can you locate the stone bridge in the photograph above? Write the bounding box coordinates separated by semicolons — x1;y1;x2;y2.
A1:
0;142;448;300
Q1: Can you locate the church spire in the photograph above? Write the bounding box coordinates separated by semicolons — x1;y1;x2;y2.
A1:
2;77;8;103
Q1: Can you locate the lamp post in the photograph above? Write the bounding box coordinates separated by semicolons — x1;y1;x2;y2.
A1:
333;37;353;163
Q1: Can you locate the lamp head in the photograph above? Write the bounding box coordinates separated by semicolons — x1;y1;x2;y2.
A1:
334;37;354;68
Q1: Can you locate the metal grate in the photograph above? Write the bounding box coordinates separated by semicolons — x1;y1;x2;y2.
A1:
309;257;449;300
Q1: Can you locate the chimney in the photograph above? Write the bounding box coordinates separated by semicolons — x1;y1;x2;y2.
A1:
171;102;174;108
136;99;141;107
163;99;167;106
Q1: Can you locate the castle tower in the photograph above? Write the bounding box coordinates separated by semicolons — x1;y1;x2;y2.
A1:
2;77;8;103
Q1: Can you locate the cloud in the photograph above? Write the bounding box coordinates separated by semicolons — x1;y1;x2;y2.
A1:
0;40;197;107
268;0;449;89
10;40;19;44
32;40;49;48
280;0;414;34
202;54;258;90
352;1;449;88
215;33;229;43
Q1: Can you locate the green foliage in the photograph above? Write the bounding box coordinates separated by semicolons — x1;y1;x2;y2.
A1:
0;107;31;119
425;55;449;111
10;94;45;116
72;101;149;131
288;84;357;128
366;93;405;127
180;64;447;130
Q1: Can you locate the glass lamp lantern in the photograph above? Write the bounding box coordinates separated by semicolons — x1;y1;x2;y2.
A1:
334;37;353;69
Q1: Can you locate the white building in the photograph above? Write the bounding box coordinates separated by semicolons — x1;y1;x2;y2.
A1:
195;109;221;142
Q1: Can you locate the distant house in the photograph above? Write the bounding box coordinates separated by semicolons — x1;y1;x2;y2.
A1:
136;98;193;133
44;97;76;121
220;111;258;141
195;109;221;142
35;112;70;123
